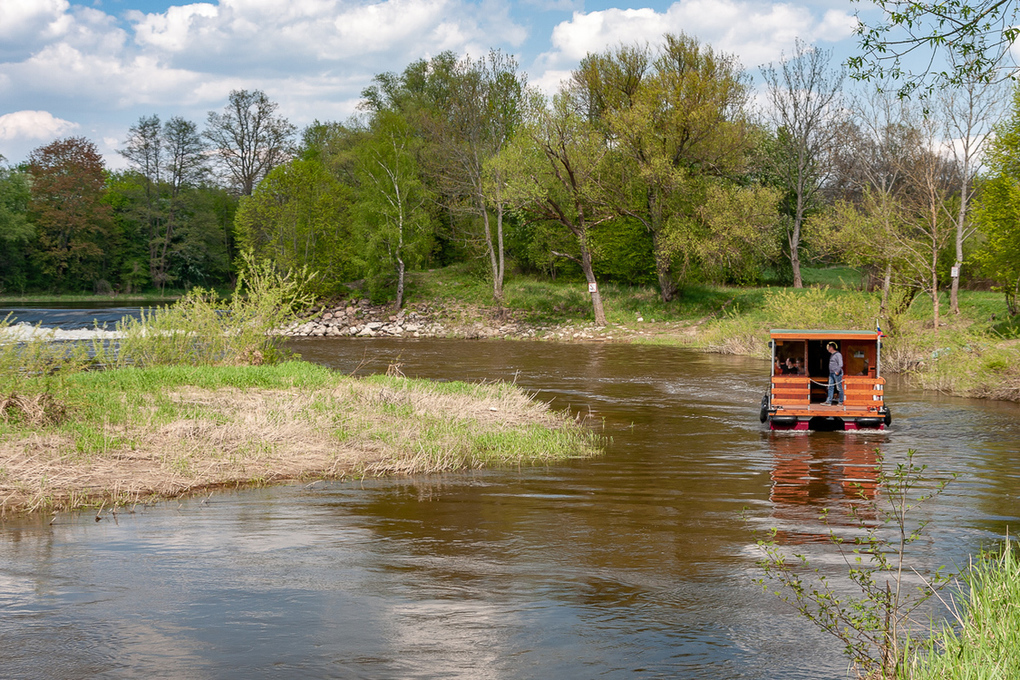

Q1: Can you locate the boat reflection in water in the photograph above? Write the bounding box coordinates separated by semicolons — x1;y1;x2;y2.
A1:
765;433;883;545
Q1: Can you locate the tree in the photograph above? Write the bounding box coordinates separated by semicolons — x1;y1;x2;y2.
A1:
0;163;33;292
429;51;527;305
27;137;113;291
500;93;615;326
120;115;210;291
761;40;845;288
939;55;1007;314
850;0;1020;96
120;115;164;285
974;84;1020;316
573;33;755;301
235;158;358;294
205;89;296;196
161;116;209;290
353;112;435;307
812;102;958;333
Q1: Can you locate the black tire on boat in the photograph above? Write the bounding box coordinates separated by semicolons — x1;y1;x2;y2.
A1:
883;408;892;426
759;394;769;423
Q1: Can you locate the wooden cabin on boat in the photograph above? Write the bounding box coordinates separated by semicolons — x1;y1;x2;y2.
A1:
760;329;891;431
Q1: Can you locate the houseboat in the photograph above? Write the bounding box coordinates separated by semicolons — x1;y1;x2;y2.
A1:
759;329;892;431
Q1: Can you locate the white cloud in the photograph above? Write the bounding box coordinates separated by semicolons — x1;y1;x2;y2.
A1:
534;0;858;89
0;110;78;141
0;0;71;42
126;0;526;67
128;3;220;52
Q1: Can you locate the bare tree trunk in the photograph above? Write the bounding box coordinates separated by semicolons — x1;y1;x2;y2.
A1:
396;256;405;309
790;210;803;288
495;203;505;303
881;264;892;314
951;193;964;314
580;246;606;326
652;229;678;303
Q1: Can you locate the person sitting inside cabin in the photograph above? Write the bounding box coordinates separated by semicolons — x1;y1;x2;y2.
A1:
826;341;844;405
794;357;805;375
784;358;799;375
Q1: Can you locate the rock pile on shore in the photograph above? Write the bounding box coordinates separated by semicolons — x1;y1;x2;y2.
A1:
277;299;535;340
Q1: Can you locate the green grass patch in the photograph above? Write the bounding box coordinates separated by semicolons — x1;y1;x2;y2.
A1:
800;265;864;289
909;540;1020;678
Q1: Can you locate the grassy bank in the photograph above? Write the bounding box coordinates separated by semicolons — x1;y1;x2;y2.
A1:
0;362;601;516
909;540;1020;678
403;265;1020;402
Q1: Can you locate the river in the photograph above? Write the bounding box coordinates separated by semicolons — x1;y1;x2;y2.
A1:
2;326;1019;679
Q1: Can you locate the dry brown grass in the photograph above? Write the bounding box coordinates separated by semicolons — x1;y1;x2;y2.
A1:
0;392;67;426
0;378;599;517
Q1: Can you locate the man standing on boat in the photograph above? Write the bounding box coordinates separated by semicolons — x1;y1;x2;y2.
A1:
826;341;844;405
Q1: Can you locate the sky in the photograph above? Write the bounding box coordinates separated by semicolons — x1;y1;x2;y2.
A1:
0;0;867;168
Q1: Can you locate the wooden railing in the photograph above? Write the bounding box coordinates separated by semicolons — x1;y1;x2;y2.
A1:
842;376;885;406
771;376;809;406
771;375;884;407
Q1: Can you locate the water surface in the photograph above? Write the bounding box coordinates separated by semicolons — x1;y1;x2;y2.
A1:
3;332;1019;679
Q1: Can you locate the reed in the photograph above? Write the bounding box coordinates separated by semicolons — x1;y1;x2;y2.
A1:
908;540;1020;678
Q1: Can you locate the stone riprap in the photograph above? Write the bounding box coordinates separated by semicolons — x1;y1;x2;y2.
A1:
276;300;541;340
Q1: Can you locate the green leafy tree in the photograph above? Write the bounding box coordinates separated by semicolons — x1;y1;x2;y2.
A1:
974;84;1020;316
573;33;755;301
27;137;114;291
353;112;435;307
850;0;1019;96
235;158;358;294
427;51;527;305
0;163;33;292
499;93;614;326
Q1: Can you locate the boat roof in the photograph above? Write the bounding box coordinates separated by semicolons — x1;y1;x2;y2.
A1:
770;329;880;341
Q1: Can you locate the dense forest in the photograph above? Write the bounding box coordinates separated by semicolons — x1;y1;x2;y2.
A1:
2;33;1019;323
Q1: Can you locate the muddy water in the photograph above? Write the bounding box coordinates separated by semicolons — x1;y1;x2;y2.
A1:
3;337;1020;679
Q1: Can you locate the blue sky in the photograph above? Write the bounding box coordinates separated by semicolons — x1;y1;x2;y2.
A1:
0;0;865;167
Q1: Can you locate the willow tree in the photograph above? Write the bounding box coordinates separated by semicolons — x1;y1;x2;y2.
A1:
572;33;755;301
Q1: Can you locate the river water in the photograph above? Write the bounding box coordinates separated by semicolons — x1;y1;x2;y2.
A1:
3;326;1020;679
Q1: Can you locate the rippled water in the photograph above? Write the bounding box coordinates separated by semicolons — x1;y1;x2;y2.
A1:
0;305;147;330
3;327;1019;679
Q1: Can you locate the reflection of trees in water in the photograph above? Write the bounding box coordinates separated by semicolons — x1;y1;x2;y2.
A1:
767;434;883;544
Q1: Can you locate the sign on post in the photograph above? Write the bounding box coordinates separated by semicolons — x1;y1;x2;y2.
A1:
588;283;597;293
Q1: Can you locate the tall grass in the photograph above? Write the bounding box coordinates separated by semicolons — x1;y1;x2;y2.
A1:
115;253;315;367
909;540;1020;678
